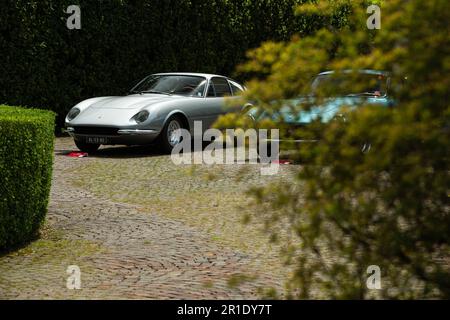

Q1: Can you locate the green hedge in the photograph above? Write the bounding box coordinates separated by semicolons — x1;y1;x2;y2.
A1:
0;105;55;251
0;0;317;128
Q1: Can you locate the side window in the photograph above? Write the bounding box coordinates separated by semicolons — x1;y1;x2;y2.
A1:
211;77;232;97
229;80;244;96
207;81;216;97
191;80;207;97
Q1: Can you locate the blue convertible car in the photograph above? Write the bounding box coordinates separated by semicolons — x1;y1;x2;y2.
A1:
251;69;394;156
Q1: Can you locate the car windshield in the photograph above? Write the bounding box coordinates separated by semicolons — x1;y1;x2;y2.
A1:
131;75;207;97
311;72;388;97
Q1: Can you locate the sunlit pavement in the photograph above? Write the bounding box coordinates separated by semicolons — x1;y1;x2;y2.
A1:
0;137;294;299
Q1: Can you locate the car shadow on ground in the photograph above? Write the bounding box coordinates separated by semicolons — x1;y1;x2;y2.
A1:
55;144;166;159
55;144;300;164
55;140;235;159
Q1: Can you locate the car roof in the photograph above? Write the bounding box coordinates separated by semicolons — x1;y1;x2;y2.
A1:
152;72;233;80
318;69;390;76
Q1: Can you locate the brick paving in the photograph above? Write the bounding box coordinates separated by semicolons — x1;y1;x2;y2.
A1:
0;138;287;299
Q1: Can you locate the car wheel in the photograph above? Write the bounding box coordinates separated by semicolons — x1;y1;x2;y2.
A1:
158;116;184;153
75;140;100;153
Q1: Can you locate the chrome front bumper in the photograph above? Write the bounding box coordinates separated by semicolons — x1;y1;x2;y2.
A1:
116;129;159;135
65;127;160;145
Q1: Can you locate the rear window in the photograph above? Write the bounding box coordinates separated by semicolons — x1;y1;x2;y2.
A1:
210;77;232;97
229;80;244;96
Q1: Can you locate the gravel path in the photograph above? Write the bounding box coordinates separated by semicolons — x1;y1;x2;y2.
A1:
0;138;292;299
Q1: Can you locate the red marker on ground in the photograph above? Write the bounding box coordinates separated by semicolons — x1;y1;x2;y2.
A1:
67;152;88;158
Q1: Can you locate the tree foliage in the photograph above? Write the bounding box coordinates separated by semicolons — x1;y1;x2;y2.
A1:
225;0;449;298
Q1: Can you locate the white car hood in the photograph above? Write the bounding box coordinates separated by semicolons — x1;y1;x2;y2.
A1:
90;94;179;110
69;94;183;127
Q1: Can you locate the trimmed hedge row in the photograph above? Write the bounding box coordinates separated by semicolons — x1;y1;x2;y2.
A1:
0;105;55;250
0;0;312;128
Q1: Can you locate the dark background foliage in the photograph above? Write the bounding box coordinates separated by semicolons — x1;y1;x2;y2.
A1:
0;0;317;128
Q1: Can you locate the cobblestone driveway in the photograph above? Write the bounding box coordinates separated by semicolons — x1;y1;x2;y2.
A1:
0;138;292;299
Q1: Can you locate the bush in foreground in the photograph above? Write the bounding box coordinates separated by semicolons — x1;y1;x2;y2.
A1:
219;0;449;298
0;105;55;251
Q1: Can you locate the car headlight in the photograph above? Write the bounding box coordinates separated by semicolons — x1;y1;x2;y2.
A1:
67;108;80;121
133;110;149;124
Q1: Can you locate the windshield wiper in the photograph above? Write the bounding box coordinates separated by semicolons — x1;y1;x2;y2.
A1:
140;90;171;95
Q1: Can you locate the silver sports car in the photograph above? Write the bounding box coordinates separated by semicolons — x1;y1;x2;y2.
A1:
65;73;245;153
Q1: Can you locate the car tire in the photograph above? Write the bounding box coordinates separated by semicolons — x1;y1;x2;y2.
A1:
75;140;100;153
158;116;185;154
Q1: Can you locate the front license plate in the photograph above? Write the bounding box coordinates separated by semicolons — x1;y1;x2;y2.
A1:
87;137;109;144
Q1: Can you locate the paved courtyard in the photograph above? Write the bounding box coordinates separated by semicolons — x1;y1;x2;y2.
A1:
0;137;294;299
